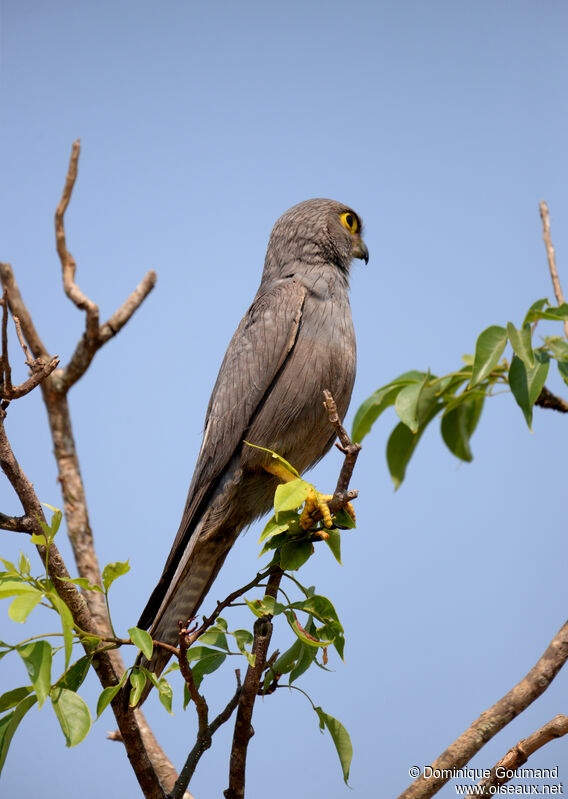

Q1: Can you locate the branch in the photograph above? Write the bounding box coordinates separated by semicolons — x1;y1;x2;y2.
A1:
62;267;157;391
55;139;99;337
466;714;568;797
0;263;50;360
0;143;177;795
225;602;279;798
539;201;568;338
0;292;59;402
0;408;168;797
186;565;278;647
535;386;568;414
0;511;34;533
397;620;568;799
168;627;242;799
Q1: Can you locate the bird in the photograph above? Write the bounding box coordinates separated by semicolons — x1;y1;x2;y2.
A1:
136;198;368;700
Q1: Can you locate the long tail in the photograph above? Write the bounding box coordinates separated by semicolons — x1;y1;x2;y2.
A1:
133;528;237;706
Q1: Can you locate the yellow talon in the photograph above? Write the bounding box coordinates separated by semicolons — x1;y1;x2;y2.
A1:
299;489;334;530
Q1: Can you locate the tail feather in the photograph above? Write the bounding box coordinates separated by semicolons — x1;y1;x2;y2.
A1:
133;534;235;706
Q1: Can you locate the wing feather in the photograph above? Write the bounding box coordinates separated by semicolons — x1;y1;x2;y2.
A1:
138;278;306;628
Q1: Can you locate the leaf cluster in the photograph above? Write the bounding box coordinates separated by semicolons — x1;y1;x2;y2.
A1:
352;299;568;486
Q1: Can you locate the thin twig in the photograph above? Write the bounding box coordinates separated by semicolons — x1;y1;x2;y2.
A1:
55;139;100;338
0;263;50;360
397;620;568;799
539;201;568;338
62;268;157;391
186;566;278;647
170;671;242;799
465;714;568;797
1;293;11;393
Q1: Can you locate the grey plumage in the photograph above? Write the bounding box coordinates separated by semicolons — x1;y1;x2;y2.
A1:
136;198;367;700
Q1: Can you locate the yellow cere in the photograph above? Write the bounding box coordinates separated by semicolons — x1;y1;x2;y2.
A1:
340;211;359;234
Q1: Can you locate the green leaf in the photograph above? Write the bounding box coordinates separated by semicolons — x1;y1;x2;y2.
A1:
274;479;311;515
243;442;300;477
545;336;568;359
244;596;286;618
332;507;356;529
290;595;342;626
50;687;91;747
0;693;37;774
128;627;154;660
42;505;62;538
351;383;406;443
286;611;329;648
386;399;443;489
185;645;227;663
268;638;302;677
289;642;317;683
522;298;548;326
442;388;488;415
532;302;568;321
0;686;33;713
101;561;130;592
280;539;313;570
507;322;535;369
8;591;43;623
17;554;30;577
18;641;52;709
30;533;48;546
233;629;255;665
470;325;508;387
129;669;147;707
440;395;485;463
324;528;341;564
259;513;296;544
315;706;353;784
0;559;17;575
96;672;127;718
196;629;229;651
158;678;173;714
50;593;75;670
0;578;41;598
56;656;92;692
557;359;568;387
190;652;226;692
509;350;550;429
395;379;427;433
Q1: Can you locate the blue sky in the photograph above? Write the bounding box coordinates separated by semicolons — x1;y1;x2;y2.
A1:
1;1;568;797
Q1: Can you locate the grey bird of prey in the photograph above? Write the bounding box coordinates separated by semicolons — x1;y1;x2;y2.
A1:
136;198;368;699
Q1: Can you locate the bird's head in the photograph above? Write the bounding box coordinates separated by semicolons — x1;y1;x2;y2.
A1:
264;198;369;282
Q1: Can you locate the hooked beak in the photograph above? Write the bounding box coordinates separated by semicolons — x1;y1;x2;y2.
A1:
352;237;369;264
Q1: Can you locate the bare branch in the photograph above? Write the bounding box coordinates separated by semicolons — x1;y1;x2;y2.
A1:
0;263;50;360
466;714;568;797
167;629;241;799
55;139;100;337
0;292;60;402
0;511;34;533
186;566;277;647
397;620;568;799
1;292;12;393
539;201;568;338
535;386;568;413
62;268;157;390
169;672;242;799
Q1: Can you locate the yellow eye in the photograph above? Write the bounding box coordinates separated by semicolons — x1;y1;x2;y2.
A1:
340;211;359;234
